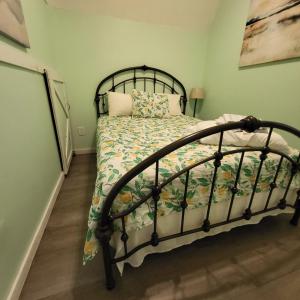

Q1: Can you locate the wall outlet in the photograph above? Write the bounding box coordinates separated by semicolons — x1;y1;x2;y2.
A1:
77;126;86;136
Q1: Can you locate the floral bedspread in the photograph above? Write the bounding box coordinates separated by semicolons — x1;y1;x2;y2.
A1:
83;116;299;264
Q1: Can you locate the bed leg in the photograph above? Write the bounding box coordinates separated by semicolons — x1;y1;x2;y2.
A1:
290;191;300;227
97;224;115;290
102;241;115;290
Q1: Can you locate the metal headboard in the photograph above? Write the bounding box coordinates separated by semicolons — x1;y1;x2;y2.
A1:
94;65;188;118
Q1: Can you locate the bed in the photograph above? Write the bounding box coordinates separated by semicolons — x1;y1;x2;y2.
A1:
84;65;300;290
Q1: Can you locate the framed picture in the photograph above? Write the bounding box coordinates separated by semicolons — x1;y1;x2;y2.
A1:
240;0;300;67
0;0;30;48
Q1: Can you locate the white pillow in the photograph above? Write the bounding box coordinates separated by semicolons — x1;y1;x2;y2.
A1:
108;92;132;116
155;93;182;115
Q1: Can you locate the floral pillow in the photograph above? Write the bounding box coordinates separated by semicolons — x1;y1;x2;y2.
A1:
131;89;170;118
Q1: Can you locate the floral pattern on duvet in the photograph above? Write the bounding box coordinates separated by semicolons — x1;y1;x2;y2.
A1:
83;115;300;264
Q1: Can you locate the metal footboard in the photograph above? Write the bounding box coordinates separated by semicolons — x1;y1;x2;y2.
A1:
96;116;300;290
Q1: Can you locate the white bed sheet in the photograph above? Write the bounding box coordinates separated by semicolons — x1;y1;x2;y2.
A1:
112;188;296;274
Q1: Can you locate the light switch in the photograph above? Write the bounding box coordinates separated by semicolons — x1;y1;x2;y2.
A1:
77;126;86;136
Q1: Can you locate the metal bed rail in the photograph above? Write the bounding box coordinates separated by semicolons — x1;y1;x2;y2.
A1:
94;65;188;117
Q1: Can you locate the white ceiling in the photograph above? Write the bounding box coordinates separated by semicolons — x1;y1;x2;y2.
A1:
46;0;220;31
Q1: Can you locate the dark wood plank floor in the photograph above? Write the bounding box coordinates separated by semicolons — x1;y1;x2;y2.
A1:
20;154;300;300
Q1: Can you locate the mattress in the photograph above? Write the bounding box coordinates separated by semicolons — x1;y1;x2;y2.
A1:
84;116;300;265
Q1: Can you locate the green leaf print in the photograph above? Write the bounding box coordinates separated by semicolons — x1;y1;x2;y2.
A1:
105;152;116;157
86;229;92;241
108;174;115;182
159;168;171;178
198;178;210;186
243;168;252;177
187;190;196;199
147;212;154;220
221;164;233;172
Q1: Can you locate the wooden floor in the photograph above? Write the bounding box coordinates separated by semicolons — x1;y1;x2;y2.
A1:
20;154;300;300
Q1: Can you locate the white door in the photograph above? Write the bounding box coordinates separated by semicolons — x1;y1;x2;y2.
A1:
45;69;73;175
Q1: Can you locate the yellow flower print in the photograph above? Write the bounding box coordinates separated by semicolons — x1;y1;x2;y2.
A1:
151;143;159;147
161;191;170;200
187;159;197;165
199;186;209;194
130;153;137;159
164;160;174;167
84;240;96;255
218;186;228;197
187;198;194;205
223;172;233;180
92;196;100;205
102;141;114;150
167;153;177;160
260;182;270;191
119;192;132;204
106;140;114;146
250;175;256;185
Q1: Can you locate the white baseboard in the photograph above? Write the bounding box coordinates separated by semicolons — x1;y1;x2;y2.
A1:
74;148;96;155
6;172;65;300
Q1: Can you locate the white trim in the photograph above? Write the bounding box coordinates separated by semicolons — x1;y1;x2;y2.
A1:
46;68;64;83
6;172;65;300
0;45;65;82
74;148;96;155
45;70;73;175
64;147;73;175
0;43;44;74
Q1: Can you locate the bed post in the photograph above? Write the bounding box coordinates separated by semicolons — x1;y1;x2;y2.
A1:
96;221;115;290
290;190;300;226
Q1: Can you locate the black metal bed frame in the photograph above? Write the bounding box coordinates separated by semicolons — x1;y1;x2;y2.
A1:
94;65;187;117
93;66;300;290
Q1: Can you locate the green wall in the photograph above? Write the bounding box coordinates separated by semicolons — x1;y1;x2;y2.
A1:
48;9;208;150
21;0;53;64
0;1;61;299
202;0;300;145
0;64;61;300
